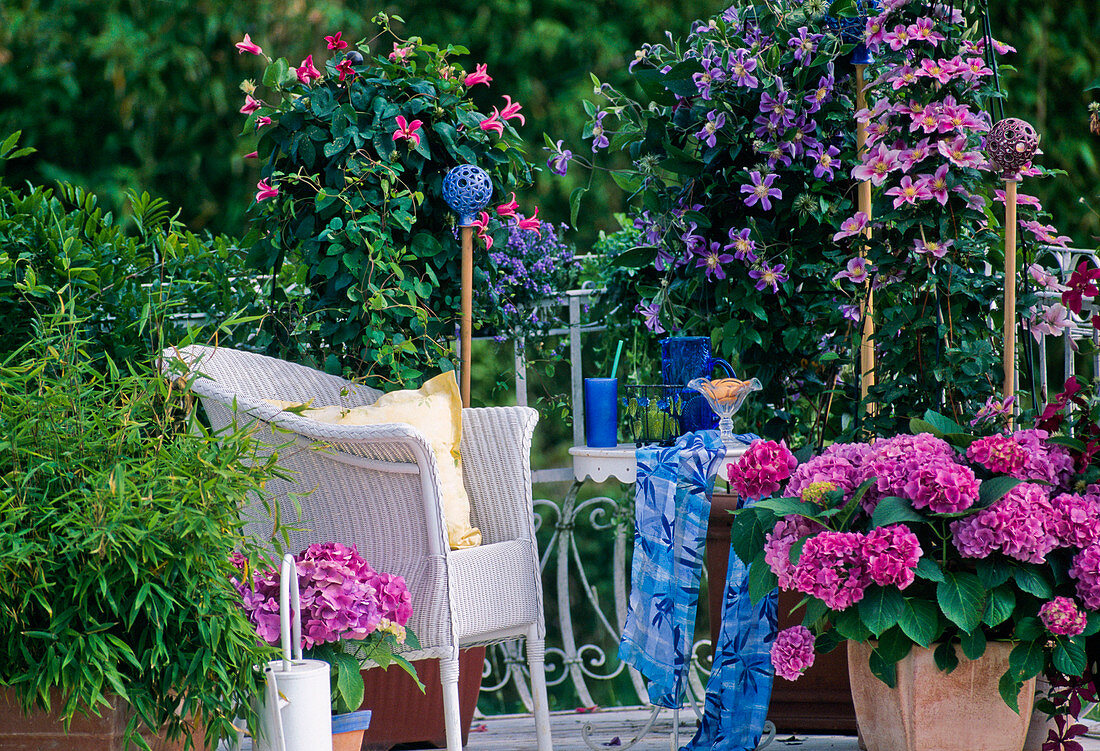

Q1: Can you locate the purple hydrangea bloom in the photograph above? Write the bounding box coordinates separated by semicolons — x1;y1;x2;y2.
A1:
1010;428;1076;491
1039;596;1088;636
1071;543;1100;609
233;542;413;651
951;483;1056;564
785;452;864;501
1048;493;1100;549
771;625;816;681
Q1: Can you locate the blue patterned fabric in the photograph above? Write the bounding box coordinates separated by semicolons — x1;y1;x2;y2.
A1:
619;431;727;708
682;493;778;751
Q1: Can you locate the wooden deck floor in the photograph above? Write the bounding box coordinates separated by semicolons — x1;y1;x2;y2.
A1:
398;705;1100;751
449;706;860;751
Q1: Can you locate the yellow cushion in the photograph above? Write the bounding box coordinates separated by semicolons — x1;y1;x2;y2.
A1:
265;372;481;549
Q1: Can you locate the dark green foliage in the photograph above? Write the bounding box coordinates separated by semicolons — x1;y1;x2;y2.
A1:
0;315;283;749
245;17;536;386
0;135;265;363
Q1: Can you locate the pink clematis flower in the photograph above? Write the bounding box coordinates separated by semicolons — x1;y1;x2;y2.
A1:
465;63;492;87
995;189;1043;209
479;108;505;137
499;95;525;125
1023;221;1072;248
915;164;951;205
885;175;932;208
937;136;985;169
392;115;423;147
833;212;869;241
898;138;932;172
325;32;349;51
832;257;874;284
496;192;518;218
243;151;259;159
852;142;901;186
235;33;263;56
517;208;541;236
389;43;414;62
883;24;912;51
890;63;920;90
917;58;954;85
255;116;272;129
914;237;954;259
255;179;279;202
908;17;945;46
296;55;322;86
240;94;262;114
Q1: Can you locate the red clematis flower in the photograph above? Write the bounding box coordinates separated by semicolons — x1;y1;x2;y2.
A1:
255;179;279;202
325;32;348;51
499;95;525;125
495;193;518;218
464;63;492;87
1062;261;1100;314
235;34;263;56
517;207;541;237
392;115;423;147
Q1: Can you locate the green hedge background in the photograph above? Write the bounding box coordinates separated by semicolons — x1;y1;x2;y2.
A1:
3;0;1094;249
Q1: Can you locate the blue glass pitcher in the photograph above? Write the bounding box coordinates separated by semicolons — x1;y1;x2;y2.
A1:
660;337;736;432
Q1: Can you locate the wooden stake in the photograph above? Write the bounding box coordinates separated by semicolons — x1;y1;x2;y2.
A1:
1003;178;1018;427
856;64;876;415
461;225;473;408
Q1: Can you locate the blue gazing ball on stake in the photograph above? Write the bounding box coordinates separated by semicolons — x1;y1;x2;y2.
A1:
442;165;492;227
824;0;878;65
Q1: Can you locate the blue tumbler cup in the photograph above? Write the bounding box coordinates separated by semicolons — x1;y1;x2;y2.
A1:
584;378;619;448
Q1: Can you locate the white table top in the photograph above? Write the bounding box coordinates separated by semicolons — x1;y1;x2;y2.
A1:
569;441;752;484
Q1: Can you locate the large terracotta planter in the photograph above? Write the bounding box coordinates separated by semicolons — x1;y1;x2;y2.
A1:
848;640;1034;751
707;492;857;732
0;688;203;750
357;646;484;750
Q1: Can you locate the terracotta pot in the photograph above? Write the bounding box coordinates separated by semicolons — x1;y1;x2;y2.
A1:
358;646;484;750
0;688;204;750
848;640;1034;751
707;492;856;732
332;709;372;751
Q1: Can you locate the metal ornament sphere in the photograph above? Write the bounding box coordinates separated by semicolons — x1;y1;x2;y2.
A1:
442;165;493;226
986;118;1040;177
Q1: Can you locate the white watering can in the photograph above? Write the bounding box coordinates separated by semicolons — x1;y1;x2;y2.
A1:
253;554;333;751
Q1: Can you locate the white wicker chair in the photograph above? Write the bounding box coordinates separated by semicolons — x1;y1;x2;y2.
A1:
162;345;552;751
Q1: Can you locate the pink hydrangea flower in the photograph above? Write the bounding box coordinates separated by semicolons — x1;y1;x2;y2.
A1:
966;434;1027;475
1048;493;1100;549
771;625;816;681
860;433;967;514
1010;429;1076;490
951;483;1055;563
728;439;798;498
765;517;826;589
233;542;411;651
1071;543;1100;610
1039;597;1087;637
865;524;922;589
791;531;872;610
785;453;863;502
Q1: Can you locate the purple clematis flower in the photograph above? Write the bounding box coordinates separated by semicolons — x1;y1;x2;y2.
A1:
695;241;735;280
728;48;759;88
740;170;782;211
810;144;841;181
590;111;610;152
750;263;787;293
546;139;573;176
724;228;757;262
696;110;726;148
788;27;823;66
636;300;665;334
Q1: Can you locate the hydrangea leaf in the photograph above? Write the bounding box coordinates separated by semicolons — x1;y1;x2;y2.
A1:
898;598;938;647
859;586;906;637
937;571;986;633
